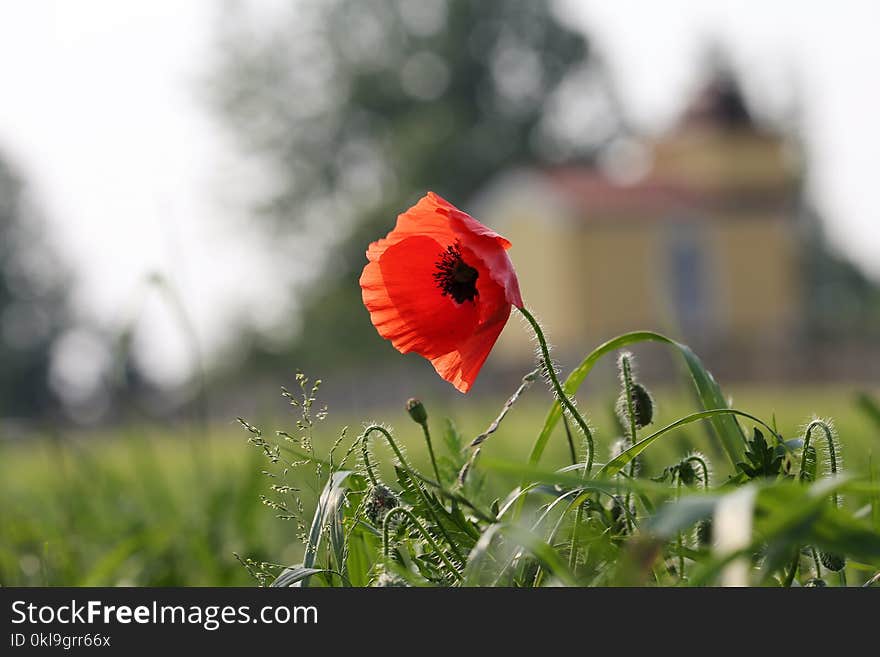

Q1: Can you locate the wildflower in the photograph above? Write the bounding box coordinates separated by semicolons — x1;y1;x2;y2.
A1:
360;192;522;392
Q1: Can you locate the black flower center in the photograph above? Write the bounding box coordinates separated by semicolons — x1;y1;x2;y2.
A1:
433;242;479;304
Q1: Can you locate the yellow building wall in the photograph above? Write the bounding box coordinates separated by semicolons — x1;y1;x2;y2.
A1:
709;216;800;343
495;211;801;363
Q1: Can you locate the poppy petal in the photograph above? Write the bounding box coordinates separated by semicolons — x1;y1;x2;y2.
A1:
428;296;511;393
361;235;480;358
359;192;522;392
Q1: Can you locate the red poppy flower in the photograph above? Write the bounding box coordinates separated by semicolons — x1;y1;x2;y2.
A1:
360;192;523;393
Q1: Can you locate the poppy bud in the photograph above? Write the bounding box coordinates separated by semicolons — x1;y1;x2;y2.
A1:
609;495;634;533
364;484;399;528
696;518;713;547
819;551;846;572
616;382;654;430
677;460;698;487
631;383;654;428
406;398;428;426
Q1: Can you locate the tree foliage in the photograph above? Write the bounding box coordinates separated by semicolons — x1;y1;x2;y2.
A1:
0;153;71;418
210;0;615;370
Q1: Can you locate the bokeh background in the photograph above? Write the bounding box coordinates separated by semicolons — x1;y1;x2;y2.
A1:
1;0;878;585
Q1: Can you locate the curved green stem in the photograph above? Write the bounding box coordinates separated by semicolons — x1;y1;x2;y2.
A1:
800;420;840;503
361;436;379;487
382;507;463;582
561;413;578;466
517;306;595;475
620;354;639;453
685;455;711;490
360;425;464;562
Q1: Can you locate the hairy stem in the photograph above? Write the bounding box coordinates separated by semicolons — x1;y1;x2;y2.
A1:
360;425;464;562
620;354;639;517
685;455;711;490
419;421;443;487
382;507;463;582
517;306;595;475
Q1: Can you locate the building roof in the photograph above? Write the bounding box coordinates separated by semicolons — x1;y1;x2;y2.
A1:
542;164;791;218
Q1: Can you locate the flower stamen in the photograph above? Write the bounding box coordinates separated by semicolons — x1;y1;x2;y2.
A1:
434;242;479;303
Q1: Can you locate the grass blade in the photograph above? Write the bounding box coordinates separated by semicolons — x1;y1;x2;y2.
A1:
271;566;326;587
599;409;780;478
300;469;356;586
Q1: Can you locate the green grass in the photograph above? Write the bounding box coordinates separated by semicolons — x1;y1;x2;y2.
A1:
1;382;877;586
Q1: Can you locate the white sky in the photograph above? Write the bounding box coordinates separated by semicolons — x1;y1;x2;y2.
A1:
0;0;877;386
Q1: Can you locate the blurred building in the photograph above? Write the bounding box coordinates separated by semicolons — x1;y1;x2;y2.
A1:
479;70;805;379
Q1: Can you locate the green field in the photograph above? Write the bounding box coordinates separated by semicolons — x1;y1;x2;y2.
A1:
2;383;878;586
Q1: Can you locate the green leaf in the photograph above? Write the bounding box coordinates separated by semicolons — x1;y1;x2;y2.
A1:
483;457;673;497
735;428;784;480
463;523;578;586
599;409;779;479
688;476;880;585
271;566;326;587
441;418;462;455
395;466;479;551
301;470;357;586
646;495;720;540
856;392;880;431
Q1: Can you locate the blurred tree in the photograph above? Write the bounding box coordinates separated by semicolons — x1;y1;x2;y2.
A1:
210;0;616;374
0;153;71;419
800;203;880;340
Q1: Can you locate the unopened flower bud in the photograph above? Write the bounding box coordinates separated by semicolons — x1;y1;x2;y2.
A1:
406;398;428;425
616;382;654;429
696;518;713;547
364;484;399;527
819;551;846;572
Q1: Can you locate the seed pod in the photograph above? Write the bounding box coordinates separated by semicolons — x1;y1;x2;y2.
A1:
405;398;428;425
364;484;399;527
804;578;827;587
819;551;846;572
